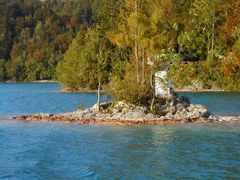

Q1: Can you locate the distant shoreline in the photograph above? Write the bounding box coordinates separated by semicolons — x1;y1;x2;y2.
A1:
59;87;103;93
1;82;239;93
175;89;225;92
3;80;58;83
175;89;240;93
32;80;58;83
60;89;98;93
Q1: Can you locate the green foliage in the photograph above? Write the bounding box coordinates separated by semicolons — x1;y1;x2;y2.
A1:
56;32;92;89
169;57;198;88
6;54;27;82
197;59;224;89
106;64;152;106
0;0;239;91
222;53;240;91
57;27;114;89
178;31;207;61
0;59;6;81
233;40;240;58
222;49;240;91
0;0;93;82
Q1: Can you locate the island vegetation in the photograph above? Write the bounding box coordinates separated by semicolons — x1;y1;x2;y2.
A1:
0;0;239;101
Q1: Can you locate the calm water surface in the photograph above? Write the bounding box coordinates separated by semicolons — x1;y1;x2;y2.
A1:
0;83;239;179
180;92;240;116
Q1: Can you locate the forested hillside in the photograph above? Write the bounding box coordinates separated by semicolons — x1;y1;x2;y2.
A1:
0;0;239;92
0;0;93;81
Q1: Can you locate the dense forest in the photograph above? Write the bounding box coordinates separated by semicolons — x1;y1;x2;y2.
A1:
0;0;240;97
0;0;92;81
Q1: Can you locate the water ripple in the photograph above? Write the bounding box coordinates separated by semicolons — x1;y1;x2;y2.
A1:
0;83;240;179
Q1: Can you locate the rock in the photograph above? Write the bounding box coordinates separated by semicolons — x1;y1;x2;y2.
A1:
153;91;211;120
91;101;113;112
187;104;210;119
175;95;190;109
208;115;219;121
83;111;95;119
112;108;119;114
95;113;111;118
145;113;155;119
122;109;146;119
218;116;240;122
111;112;124;119
114;101;130;109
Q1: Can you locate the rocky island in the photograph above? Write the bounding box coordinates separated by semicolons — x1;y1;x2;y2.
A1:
12;70;240;125
13;91;240;125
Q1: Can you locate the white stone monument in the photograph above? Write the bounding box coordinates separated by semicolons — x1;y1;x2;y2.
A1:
155;71;172;97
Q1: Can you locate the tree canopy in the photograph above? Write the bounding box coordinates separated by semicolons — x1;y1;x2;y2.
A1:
0;0;239;93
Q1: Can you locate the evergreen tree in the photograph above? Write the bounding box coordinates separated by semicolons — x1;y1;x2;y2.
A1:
0;59;7;81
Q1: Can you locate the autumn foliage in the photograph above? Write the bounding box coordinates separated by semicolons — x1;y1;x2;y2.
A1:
0;0;239;91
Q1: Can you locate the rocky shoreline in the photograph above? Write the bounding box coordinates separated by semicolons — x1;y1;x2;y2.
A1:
12;112;240;126
12;93;240;126
60;89;97;93
13;114;213;125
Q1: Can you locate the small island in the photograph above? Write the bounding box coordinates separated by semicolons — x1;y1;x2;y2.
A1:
1;0;239;126
13;91;240;125
13;69;240;125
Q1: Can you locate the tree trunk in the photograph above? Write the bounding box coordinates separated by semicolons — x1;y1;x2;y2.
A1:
134;1;140;84
207;34;210;56
150;70;155;111
97;80;101;112
135;42;140;84
150;96;155;112
141;48;145;84
211;11;215;61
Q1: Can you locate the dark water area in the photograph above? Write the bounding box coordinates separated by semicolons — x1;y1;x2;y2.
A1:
0;83;239;179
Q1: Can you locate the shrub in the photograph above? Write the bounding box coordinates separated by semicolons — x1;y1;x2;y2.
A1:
106;65;152;106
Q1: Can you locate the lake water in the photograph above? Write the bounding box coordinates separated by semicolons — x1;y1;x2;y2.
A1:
180;92;240;116
0;83;239;179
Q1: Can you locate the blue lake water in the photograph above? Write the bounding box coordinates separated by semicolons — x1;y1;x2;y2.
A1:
0;83;240;179
180;92;240;116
